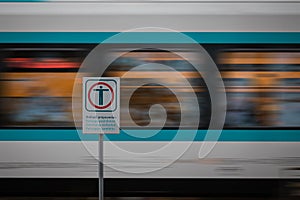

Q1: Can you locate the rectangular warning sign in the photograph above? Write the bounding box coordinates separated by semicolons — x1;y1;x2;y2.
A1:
82;77;120;134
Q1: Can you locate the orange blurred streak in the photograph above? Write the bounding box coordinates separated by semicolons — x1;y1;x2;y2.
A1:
1;73;76;97
219;52;300;64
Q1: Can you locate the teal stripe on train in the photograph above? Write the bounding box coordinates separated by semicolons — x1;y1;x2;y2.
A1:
0;32;300;43
0;129;299;141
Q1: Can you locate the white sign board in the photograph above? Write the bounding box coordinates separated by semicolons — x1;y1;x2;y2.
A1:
83;77;120;134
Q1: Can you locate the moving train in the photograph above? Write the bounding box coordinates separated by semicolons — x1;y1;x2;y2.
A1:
0;0;299;197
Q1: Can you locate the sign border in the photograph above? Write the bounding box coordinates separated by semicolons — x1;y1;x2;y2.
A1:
84;78;118;112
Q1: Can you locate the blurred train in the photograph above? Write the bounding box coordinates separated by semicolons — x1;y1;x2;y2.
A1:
1;44;300;128
0;0;300;197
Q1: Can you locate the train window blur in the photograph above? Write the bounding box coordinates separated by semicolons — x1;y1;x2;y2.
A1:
0;45;299;128
0;45;90;127
220;49;300;127
103;49;210;128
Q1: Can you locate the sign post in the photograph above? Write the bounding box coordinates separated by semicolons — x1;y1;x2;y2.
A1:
99;134;104;200
82;77;120;200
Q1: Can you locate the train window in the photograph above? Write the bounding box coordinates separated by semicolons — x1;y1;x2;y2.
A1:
221;48;300;128
0;45;91;127
103;49;210;128
0;45;300;128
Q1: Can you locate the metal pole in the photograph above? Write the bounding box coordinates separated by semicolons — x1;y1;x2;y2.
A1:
99;134;104;200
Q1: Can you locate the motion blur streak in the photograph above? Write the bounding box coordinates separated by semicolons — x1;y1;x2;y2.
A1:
0;45;299;128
